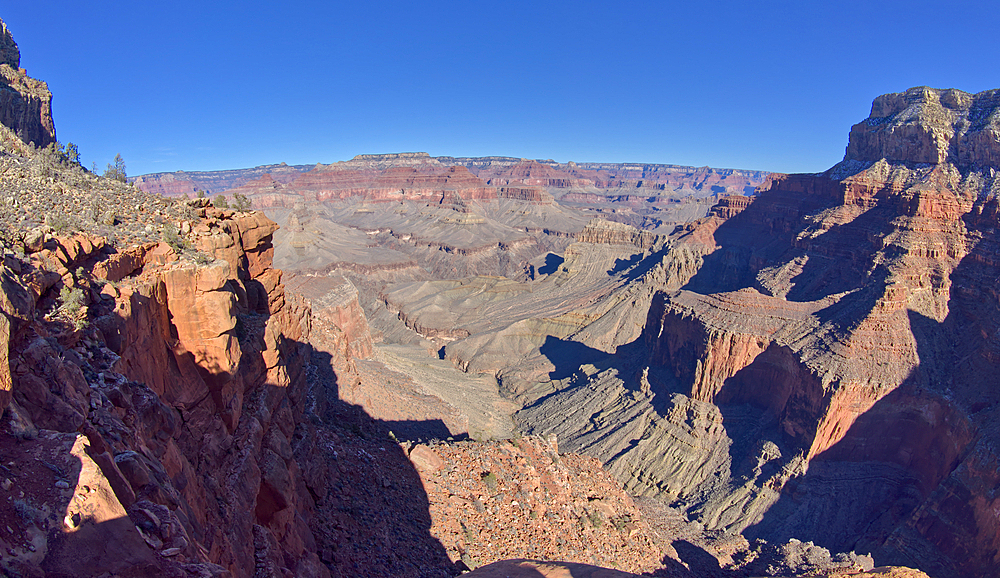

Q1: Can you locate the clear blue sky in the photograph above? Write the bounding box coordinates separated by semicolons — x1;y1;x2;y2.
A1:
4;1;998;176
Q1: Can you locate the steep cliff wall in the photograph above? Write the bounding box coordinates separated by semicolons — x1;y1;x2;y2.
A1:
515;87;1000;578
645;88;1000;576
0;19;54;149
0;203;332;577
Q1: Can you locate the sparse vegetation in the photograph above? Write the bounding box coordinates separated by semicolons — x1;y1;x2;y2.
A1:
214;194;229;209
42;141;81;166
59;285;86;330
46;212;74;234
232;192;252;211
162;222;189;252
0;228;26;253
192;251;213;265
64;142;80;164
103;153;127;182
587;509;604;528
480;471;497;492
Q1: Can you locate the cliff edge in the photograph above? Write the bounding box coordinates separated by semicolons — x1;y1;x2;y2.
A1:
0;18;54;149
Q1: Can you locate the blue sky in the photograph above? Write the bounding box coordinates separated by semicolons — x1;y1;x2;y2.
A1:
4;1;998;176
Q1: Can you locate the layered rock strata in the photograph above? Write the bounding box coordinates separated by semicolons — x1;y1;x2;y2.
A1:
130;163;312;197
517;86;1000;578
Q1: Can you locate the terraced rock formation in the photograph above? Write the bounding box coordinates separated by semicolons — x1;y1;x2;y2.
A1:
514;87;1000;578
269;87;999;577
135;153;769;234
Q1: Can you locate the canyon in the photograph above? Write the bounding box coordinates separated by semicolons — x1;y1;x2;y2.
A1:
0;16;992;578
141;86;997;578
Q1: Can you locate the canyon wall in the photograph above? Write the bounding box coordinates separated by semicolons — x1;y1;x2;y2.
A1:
130;163;312;197
0;203;335;577
635;87;1000;577
0;22;54;150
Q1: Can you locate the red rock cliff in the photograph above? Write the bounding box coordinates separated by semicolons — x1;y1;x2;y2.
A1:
0;204;328;577
634;87;1000;577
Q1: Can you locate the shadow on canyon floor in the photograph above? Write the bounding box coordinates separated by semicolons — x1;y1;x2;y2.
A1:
290;345;465;577
742;241;1000;578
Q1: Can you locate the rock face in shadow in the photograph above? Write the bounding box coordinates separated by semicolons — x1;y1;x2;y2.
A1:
516;87;1000;577
0;19;55;149
0;203;332;577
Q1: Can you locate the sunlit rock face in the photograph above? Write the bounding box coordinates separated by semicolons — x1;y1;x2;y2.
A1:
846;86;1000;168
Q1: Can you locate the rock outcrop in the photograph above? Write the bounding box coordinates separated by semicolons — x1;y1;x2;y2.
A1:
0;202;332;577
516;87;1000;578
576;218;659;250
0;19;18;68
0;19;55;149
0;76;53;150
846;86;1000;168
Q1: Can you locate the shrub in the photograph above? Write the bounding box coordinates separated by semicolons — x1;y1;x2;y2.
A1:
13;499;42;523
59;285;85;317
47;213;73;234
231;192;252;211
480;471;497;492
587;510;604;528
162;223;188;252
214;194;229;209
64;142;80;164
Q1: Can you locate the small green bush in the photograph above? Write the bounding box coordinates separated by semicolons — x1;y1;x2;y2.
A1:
59;285;85;317
588;510;604;528
480;471;497;492
162;223;193;253
64;142;80;164
232;192;252;211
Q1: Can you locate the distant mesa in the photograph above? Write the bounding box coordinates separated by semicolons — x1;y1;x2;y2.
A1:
129;162;313;197
352;152;432;161
133;153;771;222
